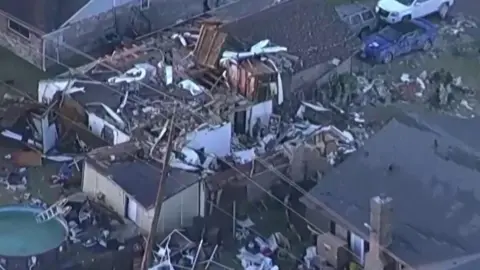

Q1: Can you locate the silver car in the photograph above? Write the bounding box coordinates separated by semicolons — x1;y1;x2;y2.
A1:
335;3;379;39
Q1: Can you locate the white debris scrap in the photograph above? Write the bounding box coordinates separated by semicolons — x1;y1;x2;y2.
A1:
400;73;411;83
453;76;462;87
178;79;205;96
233;149;256;164
221;39;287;63
107;63;155;85
330;58;341;66
416;77;426;90
460;99;473;111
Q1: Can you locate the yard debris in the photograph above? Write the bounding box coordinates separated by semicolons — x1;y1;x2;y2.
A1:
4;170;27;192
221;39;287;63
440;14;478;36
149;228;231;270
50;163;74;186
11;150;42;167
312;68;478;120
236;232;287;269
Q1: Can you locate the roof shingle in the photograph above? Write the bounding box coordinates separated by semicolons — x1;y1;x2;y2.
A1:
222;0;359;70
301;109;480;267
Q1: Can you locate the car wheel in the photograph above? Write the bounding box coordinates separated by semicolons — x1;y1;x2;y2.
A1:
382;52;393;64
422;39;433;51
438;3;449;19
402;15;412;21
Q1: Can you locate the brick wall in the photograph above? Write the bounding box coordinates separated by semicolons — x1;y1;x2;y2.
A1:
0;12;44;69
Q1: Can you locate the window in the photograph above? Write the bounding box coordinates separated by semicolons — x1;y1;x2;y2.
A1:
140;0;150;9
8;20;30;39
361;11;375;21
350;14;362;25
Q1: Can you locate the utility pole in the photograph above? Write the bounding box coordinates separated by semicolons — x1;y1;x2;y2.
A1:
140;111;176;270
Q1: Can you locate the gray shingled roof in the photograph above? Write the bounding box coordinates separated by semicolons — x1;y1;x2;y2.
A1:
0;0;89;32
301;110;480;267
221;0;360;71
106;161;201;209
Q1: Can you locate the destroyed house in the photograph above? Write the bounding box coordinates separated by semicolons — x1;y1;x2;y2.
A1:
300;108;480;270
37;15;292;147
194;22;285;106
83;141;207;234
222;0;360;94
0;93;106;154
37;51;209;147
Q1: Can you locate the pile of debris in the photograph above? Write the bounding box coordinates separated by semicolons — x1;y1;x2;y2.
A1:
312;69;477;121
65;193;140;251
149;229;231;270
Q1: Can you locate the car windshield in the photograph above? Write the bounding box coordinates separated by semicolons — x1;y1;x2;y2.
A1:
378;27;402;42
396;0;414;5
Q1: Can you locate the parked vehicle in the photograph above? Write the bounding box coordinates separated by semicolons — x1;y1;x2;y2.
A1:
335;3;379;38
375;0;454;23
360;19;437;63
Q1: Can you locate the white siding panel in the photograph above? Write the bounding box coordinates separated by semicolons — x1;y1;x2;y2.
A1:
82;162;97;194
137;207;154;233
97;174;125;215
156;182;203;233
82;161;125;215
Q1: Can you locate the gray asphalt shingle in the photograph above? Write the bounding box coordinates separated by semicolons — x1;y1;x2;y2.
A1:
302;110;480;267
107;161;200;209
221;0;359;71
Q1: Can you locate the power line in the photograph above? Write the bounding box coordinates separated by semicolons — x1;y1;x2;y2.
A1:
3;32;414;268
141;108;175;270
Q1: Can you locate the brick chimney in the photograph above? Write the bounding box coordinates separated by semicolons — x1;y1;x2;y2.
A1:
365;194;394;270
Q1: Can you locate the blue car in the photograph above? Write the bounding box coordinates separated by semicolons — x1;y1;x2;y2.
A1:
361;19;438;63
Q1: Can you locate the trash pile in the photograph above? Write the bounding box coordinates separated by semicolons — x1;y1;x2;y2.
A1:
394;69;477;118
311;70;477;122
440;14;478;36
64;193;140;251
149;228;231;270
233;216;286;270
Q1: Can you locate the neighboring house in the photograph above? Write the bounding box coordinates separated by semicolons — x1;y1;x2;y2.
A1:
83;141;207;234
222;0;360;103
300;106;480;270
0;0;236;71
0;0;142;70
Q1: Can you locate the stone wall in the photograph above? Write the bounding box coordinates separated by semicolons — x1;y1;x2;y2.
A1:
0;12;44;69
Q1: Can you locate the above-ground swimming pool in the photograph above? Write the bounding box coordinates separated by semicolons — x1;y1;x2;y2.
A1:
0;205;68;257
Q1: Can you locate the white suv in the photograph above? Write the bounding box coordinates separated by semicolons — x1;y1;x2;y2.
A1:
376;0;454;23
